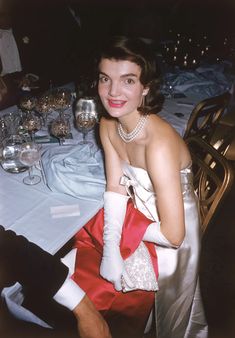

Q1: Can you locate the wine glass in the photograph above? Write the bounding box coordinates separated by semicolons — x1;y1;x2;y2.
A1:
75;113;97;144
1;135;28;173
3;111;22;136
74;98;98;144
50;116;71;145
22;112;42;141
19;142;41;185
52;88;72;118
19;95;37;112
35;91;54;127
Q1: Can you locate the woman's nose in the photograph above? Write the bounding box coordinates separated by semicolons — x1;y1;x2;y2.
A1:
109;82;120;97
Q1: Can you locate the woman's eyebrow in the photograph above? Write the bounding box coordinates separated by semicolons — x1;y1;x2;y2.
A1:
120;73;138;78
99;71;109;77
99;71;138;78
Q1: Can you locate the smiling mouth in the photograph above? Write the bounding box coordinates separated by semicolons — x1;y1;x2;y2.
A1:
108;100;126;108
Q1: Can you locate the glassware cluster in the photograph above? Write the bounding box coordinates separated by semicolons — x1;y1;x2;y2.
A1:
0;89;99;182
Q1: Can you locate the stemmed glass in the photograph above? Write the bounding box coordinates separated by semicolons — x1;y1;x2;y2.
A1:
35;92;54;127
19;142;41;185
50;116;71;145
22;111;42;141
1;135;28;174
74;98;98;144
52;88;72;118
3;112;16;135
19;95;37;112
75;113;97;144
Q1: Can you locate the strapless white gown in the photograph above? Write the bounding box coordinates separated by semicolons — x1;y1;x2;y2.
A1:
120;162;208;338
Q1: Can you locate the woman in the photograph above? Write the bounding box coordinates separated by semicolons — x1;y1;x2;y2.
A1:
72;36;207;338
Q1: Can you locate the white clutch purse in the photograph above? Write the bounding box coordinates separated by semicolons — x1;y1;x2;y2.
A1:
121;241;159;293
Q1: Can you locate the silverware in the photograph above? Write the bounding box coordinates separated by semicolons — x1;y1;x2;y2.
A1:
38;159;47;185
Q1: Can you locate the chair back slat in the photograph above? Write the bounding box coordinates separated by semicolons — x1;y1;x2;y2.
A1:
184;92;231;140
186;136;234;234
210;125;235;157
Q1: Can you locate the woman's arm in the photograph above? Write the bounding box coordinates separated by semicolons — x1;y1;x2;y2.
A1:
99;117;126;194
146;130;187;247
99;118;131;290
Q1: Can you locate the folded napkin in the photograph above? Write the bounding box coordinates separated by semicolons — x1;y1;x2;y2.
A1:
41;144;106;202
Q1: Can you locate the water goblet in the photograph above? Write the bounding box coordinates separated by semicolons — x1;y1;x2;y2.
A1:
1;135;28;173
19;142;41;185
50;116;71;145
74;97;98;144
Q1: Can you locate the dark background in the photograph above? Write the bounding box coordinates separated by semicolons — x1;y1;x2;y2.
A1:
1;0;235;98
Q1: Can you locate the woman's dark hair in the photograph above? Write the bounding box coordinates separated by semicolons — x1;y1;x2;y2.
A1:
94;35;164;115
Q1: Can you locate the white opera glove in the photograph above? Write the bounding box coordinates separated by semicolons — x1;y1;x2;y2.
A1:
100;191;130;291
143;221;179;248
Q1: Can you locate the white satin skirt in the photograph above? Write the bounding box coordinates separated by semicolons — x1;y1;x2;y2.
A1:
155;176;208;338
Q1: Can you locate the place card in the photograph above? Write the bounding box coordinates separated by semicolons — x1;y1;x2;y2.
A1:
50;204;80;218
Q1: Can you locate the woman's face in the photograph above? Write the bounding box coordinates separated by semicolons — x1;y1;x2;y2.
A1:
98;58;148;119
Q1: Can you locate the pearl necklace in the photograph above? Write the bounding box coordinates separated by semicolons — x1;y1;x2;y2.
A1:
117;114;148;143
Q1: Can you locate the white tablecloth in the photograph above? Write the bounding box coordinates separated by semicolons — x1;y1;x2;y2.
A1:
0;167;102;254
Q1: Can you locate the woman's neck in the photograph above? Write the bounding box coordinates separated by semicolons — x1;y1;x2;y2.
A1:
117;111;141;134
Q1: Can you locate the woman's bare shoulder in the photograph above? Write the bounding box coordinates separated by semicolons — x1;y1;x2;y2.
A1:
148;114;180;142
99;117;118;147
147;114;191;167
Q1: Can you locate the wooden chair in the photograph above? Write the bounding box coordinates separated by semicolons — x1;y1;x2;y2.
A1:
186;136;234;234
183;92;231;140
